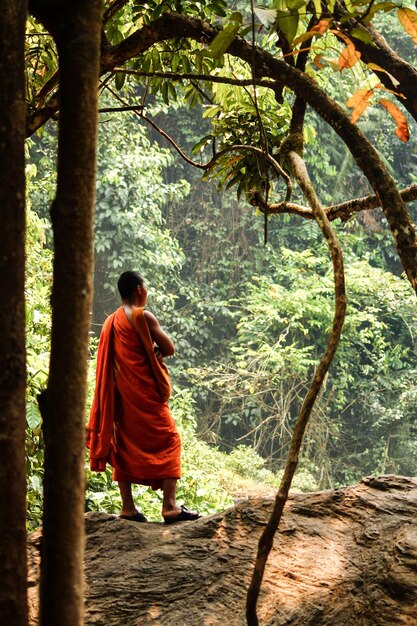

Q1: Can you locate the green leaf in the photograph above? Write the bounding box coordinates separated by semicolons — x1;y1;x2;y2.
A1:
168;81;177;101
182;54;191;73
276;11;299;44
286;0;306;9
161;81;169;105
205;22;241;59
191;135;214;154
115;72;126;91
254;7;277;27
27;401;42;430
312;0;322;18
171;53;180;73
362;2;395;22
350;27;374;44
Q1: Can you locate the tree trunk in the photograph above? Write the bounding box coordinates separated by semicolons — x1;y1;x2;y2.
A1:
27;476;417;626
36;2;102;625
0;2;28;625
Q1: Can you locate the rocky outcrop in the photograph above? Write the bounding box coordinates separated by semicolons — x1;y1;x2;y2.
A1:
28;475;417;625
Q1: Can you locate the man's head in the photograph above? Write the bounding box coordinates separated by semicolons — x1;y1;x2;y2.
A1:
117;271;145;301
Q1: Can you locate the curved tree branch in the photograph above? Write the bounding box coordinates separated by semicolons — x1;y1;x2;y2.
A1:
246;148;347;625
141;113;207;169
102;84;293;187
112;67;278;88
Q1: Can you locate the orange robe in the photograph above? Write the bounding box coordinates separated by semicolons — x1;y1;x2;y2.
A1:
87;307;181;490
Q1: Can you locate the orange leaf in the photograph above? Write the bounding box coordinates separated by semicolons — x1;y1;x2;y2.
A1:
398;7;417;44
313;55;340;70
346;88;373;123
333;32;361;70
292;20;331;47
379;98;410;142
311;18;332;34
313;54;325;69
339;43;361;70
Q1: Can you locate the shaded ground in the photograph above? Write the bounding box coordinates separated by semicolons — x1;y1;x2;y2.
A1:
28;475;417;625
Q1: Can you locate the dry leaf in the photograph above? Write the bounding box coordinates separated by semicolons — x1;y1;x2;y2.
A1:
334;31;361;70
311;18;332;34
398;7;417;44
379;98;410;141
292;19;331;47
339;43;361;70
313;54;326;68
346;88;373;123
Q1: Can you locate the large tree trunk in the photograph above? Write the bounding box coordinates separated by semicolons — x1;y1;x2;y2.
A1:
27;475;417;625
33;2;102;624
0;2;29;625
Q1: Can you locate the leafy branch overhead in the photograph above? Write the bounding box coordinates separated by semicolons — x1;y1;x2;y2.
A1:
26;0;417;293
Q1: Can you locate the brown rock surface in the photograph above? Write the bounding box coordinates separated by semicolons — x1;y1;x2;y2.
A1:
28;475;417;625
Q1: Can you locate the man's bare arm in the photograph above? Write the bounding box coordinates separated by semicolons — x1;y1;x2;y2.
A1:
144;310;175;357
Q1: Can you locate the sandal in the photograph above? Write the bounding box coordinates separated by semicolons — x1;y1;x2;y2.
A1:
163;505;202;525
119;510;148;523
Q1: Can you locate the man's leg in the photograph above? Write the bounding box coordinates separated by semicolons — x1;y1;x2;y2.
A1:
161;478;179;517
161;478;201;523
118;480;136;516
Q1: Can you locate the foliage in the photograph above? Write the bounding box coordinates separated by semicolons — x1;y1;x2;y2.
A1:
24;5;417;527
93;104;189;324
25;201;53;529
187;244;417;486
225;444;318;492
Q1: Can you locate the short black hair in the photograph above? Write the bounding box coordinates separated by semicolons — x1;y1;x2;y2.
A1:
117;271;144;300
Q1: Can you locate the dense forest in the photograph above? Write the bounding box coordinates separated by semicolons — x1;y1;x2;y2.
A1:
2;1;417;624
26;17;417;526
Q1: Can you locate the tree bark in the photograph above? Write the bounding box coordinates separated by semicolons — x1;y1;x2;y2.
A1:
0;2;29;625
33;2;102;625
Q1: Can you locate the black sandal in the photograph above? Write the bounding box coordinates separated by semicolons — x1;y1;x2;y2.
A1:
119;510;148;523
163;505;202;525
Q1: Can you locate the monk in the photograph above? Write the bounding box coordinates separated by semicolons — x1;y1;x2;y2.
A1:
87;271;201;524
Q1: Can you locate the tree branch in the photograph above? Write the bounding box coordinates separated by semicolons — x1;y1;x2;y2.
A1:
99;105;144;113
256;182;417;222
112;67;278;88
246;149;347;626
102;0;130;24
141;112;207;169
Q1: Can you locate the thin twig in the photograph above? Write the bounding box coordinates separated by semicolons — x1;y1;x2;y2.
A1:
112;67;278;89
